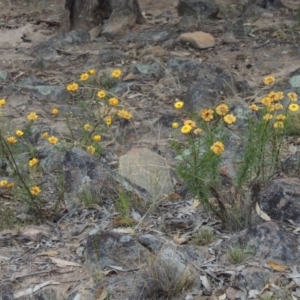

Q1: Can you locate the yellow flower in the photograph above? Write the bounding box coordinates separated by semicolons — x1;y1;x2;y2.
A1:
269;103;283;112
174;101;184;109
263;114;273;121
66;82;79;92
194;128;202;135
6;136;17;144
112;69;122;78
276;114;286;121
267;92;277;102
27;112;38;121
29;158;39;167
0;98;6;107
105;116;112;126
201;108;214;122
288;92;298;101
84;123;92;131
80;72;89;81
0;180;8;187
93;135;101;142
42;132;49;138
172;122;179;129
289;103;299;112
224;114;237;124
211;141;225;155
108;97;119;106
6;182;14;189
216;104;229;116
274;91;284;101
263;75;275;85
249;104;259;111
48;136;58;145
86;145;95;155
181;125;193;134
261;96;272;107
89;69;96;75
117;109;132;120
274;121;284;129
97;90;106;99
31;186;41;196
52;108;59;115
184;119;196;128
15;130;24;137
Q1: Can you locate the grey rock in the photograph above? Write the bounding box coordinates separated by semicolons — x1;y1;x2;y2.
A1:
0;283;13;300
98;49;126;63
0;70;8;83
118;148;174;200
85;231;149;270
235;221;300;265
223;18;249;38
246;0;283;9
261;178;300;224
178;15;199;31
289;75;300;88
63;147;113;210
138;234;164;253
177;0;219;19
102;6;136;39
120;28;173;45
129;61;164;79
234;267;271;291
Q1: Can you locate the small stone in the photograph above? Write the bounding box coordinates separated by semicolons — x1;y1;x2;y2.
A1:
179;31;215;49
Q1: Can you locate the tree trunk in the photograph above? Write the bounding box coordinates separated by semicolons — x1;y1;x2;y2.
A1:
60;0;145;34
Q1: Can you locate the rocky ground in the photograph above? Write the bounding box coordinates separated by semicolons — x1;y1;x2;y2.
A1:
1;0;300;299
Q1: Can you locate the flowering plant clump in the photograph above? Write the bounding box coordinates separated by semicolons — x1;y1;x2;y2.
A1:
171;77;299;229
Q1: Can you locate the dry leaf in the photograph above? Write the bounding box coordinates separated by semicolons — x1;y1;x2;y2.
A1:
50;257;82;268
200;275;211;292
95;286;108;300
267;261;289;271
112;227;135;234
111;216;137;227
14;281;59;298
38;250;59;257
173;231;187;244
218;293;226;300
192;199;200;210
256;203;271;221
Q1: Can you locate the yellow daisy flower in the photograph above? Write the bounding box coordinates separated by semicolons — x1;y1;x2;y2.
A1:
15;130;24;137
29;158;39;167
6;136;17;144
224;114;237;124
0;180;8;187
172;122;179;129
89;69;96;75
287;92;298;102
80;72;89;81
66;82;79;92
263;75;275;85
108;97;119;106
289;104;299;112
97;90;106;99
105;116;112;126
42;132;49;138
261;96;272;107
194;128;202;135
181;125;193;134
84;123;92;131
112;69;122;78
52;108;59;115
211;141;225;155
6;182;14;189
274;121;284;129
117;109;132;120
269;103;283;112
86;145;95;155
92;135;101;142
184;119;196;128
263;114;273;121
48;136;58;145
31;186;41;196
174;101;184;109
249;104;259;111
201;108;214;122
27;112;38;121
276;114;286;121
0;99;6;107
216;104;229;116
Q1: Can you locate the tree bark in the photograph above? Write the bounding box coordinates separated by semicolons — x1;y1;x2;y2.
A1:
61;0;145;33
